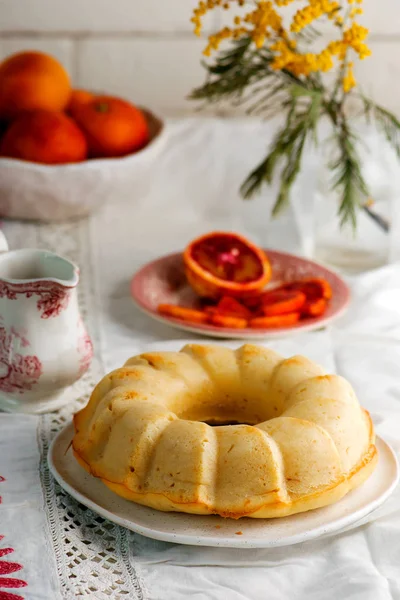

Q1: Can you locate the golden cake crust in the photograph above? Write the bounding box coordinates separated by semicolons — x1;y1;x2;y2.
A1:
73;344;377;519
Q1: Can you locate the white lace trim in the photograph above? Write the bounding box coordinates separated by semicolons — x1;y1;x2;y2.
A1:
6;219;146;599
39;420;145;599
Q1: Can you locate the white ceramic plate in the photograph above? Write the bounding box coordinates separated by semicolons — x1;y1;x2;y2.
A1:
49;424;398;548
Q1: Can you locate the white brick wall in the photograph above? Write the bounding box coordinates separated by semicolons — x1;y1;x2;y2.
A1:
75;38;208;115
0;0;205;33
0;0;399;116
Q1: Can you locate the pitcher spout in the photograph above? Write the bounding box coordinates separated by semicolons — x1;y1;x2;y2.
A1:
0;249;79;288
43;253;79;289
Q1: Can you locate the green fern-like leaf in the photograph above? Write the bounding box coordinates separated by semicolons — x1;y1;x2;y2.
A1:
330;120;369;228
241;89;322;213
189;37;266;103
373;104;400;157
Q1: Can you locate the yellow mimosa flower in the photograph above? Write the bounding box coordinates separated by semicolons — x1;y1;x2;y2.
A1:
343;62;356;92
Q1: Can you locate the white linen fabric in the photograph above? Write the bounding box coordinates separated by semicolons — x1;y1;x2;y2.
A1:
0;119;400;600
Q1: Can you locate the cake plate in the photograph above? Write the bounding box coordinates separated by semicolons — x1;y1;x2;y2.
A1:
48;423;398;549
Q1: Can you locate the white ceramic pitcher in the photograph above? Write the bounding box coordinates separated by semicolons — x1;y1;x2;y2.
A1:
0;231;93;413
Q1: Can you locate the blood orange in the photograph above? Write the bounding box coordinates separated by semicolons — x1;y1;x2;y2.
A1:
249;313;300;328
302;297;327;317
183;232;271;299
283;278;332;301
158;304;208;324
261;289;306;316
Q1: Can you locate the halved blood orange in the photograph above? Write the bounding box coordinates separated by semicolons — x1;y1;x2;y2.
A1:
261;289;306;316
183;232;271;300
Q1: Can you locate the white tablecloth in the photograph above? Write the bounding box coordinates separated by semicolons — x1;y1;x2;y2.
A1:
1;118;400;600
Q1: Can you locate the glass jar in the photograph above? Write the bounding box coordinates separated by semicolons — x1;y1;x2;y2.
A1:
313;181;390;274
291;130;400;274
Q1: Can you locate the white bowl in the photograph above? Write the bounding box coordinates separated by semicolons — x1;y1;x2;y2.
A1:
0;109;165;222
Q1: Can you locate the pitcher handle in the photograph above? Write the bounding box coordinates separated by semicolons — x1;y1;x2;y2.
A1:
0;230;9;253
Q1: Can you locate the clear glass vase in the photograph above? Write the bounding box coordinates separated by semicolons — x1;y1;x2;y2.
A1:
291;130;400;274
313;181;390;274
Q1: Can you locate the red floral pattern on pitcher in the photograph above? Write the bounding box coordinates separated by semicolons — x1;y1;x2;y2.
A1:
9;329;29;349
0;281;70;319
0;477;28;599
77;317;93;376
0;327;42;394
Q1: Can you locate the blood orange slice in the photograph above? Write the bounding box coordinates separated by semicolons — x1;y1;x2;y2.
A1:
183;232;271;299
301;297;327;318
249;313;300;329
261;289;306;316
157;304;208;324
283;278;332;301
209;314;248;328
215;296;252;318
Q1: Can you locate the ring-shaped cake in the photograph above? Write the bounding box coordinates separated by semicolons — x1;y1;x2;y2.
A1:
73;344;377;518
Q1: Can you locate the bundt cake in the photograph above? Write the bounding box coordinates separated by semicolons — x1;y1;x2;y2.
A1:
72;344;377;519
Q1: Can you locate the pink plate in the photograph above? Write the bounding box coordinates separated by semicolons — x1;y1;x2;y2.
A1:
130;250;350;339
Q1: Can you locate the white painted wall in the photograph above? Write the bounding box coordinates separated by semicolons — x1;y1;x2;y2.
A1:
0;1;398;116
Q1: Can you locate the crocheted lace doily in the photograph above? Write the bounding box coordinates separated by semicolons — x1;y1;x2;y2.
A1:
6;220;146;599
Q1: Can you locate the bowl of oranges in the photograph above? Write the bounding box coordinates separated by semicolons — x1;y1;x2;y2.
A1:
0;51;165;221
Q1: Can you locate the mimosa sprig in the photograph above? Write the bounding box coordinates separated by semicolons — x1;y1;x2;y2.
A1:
190;0;400;228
